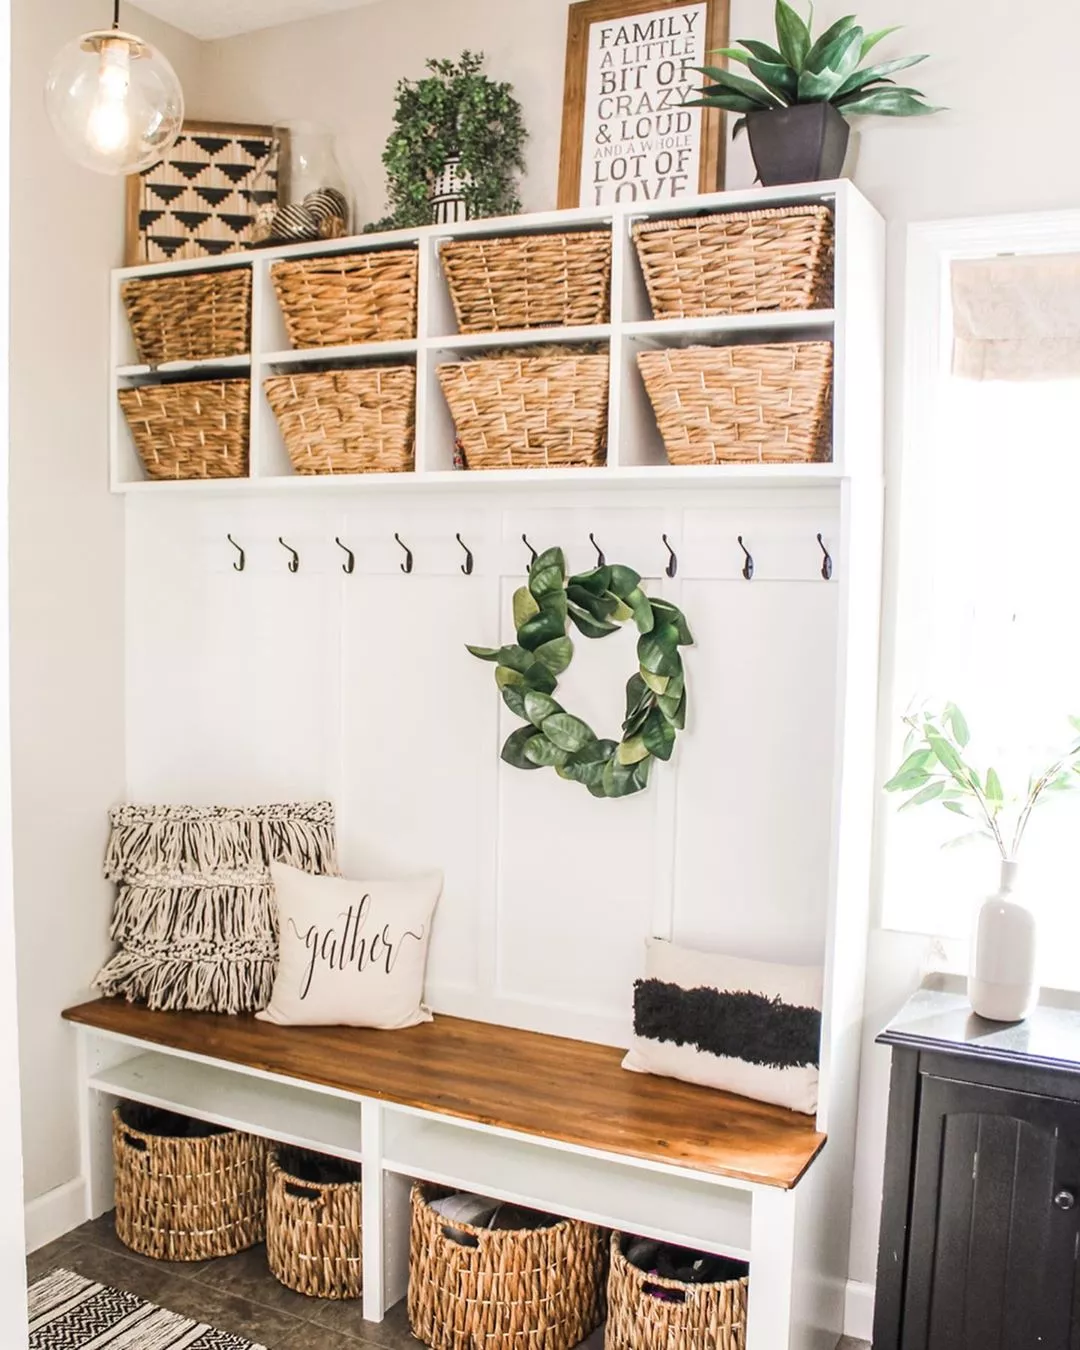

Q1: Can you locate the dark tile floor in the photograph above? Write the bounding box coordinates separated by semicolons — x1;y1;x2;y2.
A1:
26;1215;869;1350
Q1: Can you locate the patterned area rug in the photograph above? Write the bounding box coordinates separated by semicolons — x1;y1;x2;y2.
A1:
28;1268;267;1349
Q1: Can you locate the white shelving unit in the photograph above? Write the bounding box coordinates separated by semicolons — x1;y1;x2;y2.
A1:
109;179;883;493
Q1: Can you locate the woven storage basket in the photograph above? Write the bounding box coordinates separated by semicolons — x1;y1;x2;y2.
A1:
637;341;833;465
266;1147;363;1300
407;1183;605;1350
122;268;252;366
437;348;609;470
271;248;418;348
632;206;834;319
605;1233;749;1350
264;365;416;474
118;378;250;480
112;1103;268;1262
440;231;612;334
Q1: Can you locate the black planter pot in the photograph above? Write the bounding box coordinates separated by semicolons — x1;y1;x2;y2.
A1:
745;103;850;186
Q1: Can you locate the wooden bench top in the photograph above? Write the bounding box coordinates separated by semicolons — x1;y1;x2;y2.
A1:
64;998;825;1189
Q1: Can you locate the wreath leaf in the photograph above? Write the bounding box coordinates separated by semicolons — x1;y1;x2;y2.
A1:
518;610;565;651
542;712;596;752
524;736;569;768
568;605;620;639
513;586;540;630
608;565;642;600
643;709;677;761
501;726;542;769
533;637;573;674
523;690;563;728
568;565;613;596
501;684;527;719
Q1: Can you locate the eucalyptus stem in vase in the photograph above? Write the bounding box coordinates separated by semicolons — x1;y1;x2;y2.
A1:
885;704;1080;1022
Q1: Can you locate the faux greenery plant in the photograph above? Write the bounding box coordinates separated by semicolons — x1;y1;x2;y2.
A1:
369;51;526;231
885;705;1080;860
685;1;941;130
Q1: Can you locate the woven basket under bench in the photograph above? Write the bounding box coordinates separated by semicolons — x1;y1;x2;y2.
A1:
266;1147;363;1300
118;378;250;480
264;365;416;474
408;1182;605;1350
438;347;609;470
122;267;252;366
605;1233;749;1350
632;205;834;320
113;1103;268;1262
638;341;833;465
440;230;612;333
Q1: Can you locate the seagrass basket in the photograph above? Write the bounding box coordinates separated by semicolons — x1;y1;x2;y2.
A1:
122;267;252;366
264;365;416;474
271;248;418;348
440;230;612;333
437;347;609;470
605;1233;749;1350
407;1183;605;1350
112;1103;268;1262
632;206;834;319
266;1147;363;1300
118;378;250;480
637;341;833;465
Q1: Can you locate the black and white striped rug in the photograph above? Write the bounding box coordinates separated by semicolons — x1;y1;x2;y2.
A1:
28;1268;267;1349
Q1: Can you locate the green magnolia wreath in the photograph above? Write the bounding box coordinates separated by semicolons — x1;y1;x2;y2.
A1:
467;547;693;799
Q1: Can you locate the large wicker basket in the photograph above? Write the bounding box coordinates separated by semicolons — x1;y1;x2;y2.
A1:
437;348;609;470
637;342;833;465
112;1103;268;1262
264;365;416;474
271;248;418;348
266;1147;363;1300
122;268;252;366
118;378;250;480
632;206;834;319
605;1233;749;1350
440;231;612;334
407;1183;605;1350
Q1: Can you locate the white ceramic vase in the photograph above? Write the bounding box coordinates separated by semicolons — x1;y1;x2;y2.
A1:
968;859;1038;1022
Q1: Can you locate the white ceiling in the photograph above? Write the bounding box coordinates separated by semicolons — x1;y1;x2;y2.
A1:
129;0;382;41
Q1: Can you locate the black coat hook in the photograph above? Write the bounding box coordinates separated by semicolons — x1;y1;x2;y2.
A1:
278;537;300;573
522;534;538;573
227;534;245;573
335;537;355;575
817;533;833;581
395;532;413;574
737;536;754;581
662;534;677;579
456;533;474;576
589;532;606;567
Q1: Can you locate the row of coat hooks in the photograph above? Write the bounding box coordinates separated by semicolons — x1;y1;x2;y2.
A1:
224;531;834;580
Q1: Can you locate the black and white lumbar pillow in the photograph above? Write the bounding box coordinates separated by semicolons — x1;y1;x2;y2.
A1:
622;938;823;1114
258;862;442;1029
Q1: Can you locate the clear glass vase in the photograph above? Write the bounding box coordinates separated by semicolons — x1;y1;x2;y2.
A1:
272;121;352;238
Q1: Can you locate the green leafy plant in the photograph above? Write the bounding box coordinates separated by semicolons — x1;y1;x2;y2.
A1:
685;1;941;133
467;547;693;799
885;704;1080;859
368;51;526;231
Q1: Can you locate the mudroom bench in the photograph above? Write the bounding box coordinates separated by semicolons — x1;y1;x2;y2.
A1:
64;998;834;1349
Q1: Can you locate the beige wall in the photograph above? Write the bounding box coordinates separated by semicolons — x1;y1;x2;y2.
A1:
10;0;203;1214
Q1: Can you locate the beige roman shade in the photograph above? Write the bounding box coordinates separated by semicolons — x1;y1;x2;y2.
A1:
951;252;1080;380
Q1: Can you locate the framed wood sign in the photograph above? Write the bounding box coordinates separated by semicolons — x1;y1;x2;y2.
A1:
125;120;280;266
558;0;729;209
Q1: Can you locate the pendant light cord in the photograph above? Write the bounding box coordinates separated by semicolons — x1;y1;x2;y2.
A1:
112;0;120;29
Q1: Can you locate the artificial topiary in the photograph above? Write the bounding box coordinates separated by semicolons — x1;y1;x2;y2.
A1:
368;51;526;232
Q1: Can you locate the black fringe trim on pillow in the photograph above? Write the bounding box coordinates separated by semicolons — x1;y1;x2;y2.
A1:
633;978;821;1070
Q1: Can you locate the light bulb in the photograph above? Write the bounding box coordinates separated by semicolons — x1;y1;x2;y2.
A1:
86;38;131;157
45;26;184;176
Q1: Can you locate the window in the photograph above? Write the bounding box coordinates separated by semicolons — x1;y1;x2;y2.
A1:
879;213;1080;988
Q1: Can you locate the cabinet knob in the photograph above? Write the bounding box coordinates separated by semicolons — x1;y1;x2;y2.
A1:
1054;1190;1076;1211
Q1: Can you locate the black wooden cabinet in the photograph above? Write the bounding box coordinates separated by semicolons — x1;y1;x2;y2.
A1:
874;985;1080;1350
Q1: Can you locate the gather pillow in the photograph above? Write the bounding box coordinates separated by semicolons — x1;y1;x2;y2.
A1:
258;862;442;1029
622;938;823;1114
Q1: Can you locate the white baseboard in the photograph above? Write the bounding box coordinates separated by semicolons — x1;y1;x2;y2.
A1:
24;1177;87;1254
843;1279;875;1342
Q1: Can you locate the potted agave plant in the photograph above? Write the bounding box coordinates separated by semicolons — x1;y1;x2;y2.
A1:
885;705;1080;1023
686;2;941;185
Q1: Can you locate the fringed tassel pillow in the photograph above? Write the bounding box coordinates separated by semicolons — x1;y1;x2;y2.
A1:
94;801;339;1015
622;938;823;1114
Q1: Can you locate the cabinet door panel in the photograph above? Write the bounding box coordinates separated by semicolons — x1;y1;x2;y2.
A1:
902;1076;1080;1350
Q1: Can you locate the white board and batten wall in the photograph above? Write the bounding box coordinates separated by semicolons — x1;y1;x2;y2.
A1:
113;180;885;1348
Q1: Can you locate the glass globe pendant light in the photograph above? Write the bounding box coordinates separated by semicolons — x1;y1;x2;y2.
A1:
45;0;184;176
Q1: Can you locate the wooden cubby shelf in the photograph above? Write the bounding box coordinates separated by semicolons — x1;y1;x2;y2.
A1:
109;179;884;493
